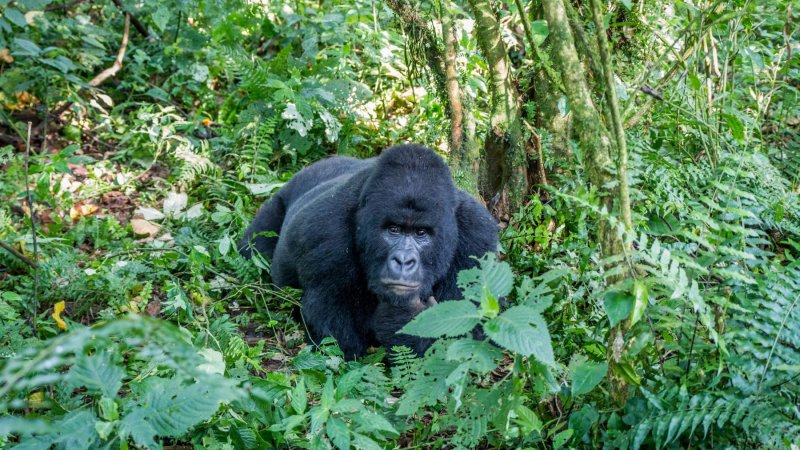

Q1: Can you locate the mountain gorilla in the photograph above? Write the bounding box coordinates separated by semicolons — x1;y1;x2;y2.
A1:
240;144;498;359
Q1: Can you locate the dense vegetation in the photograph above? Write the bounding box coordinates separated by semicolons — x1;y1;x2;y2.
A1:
0;0;798;448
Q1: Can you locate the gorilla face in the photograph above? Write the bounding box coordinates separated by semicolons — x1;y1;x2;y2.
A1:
381;223;430;295
356;154;458;307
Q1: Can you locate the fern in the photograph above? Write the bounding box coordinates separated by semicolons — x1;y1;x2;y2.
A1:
0;315;238;448
389;345;420;388
174;140;219;189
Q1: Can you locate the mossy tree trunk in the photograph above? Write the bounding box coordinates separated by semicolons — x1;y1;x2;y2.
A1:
542;0;634;405
385;0;480;197
466;0;528;218
440;3;480;196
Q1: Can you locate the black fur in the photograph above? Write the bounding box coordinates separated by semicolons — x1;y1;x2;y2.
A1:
240;144;498;359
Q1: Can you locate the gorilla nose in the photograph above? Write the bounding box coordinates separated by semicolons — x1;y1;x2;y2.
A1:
389;251;418;278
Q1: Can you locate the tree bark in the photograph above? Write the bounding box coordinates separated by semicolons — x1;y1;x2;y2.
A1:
441;5;480;195
542;0;631;405
466;0;528;218
384;0;446;97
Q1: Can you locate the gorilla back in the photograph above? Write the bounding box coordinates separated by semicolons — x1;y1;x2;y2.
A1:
240;144;498;358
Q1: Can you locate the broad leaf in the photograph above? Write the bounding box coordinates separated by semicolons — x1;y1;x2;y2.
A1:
604;290;633;327
457;253;513;301
399;300;480;338
571;360;608;397
484;305;554;366
326;417;350;450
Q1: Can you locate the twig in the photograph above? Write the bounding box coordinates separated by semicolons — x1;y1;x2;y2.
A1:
591;0;632;231
0;240;38;268
33;14;131;135
89;14;130;87
24;122;40;333
45;0;87;11
111;0;149;38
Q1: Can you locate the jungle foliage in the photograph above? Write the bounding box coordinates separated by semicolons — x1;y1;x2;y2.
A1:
0;0;798;448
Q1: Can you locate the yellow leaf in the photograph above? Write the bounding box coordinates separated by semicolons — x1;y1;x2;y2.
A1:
52;301;67;330
0;48;13;63
28;391;45;406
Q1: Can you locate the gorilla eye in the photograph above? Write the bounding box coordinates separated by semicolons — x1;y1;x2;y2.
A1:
388;225;401;234
415;228;428;237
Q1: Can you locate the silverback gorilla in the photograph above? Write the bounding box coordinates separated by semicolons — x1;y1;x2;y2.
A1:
240;144;498;359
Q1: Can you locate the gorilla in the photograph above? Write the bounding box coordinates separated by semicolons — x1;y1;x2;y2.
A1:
240;144;498;359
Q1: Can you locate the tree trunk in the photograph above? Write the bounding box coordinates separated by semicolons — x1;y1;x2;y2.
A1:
386;0;481;196
466;0;528;219
542;0;633;406
384;0;446;96
441;5;480;196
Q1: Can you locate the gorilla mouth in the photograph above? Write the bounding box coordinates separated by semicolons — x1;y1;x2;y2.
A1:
381;279;421;294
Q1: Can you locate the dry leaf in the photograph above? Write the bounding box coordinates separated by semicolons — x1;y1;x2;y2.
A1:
0;48;13;63
69;203;98;220
135;207;164;221
130;219;161;238
163;192;188;217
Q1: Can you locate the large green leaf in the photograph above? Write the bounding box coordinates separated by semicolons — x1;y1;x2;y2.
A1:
326;417;350;450
484;305;554;366
399;300;480;338
571;360;608;397
66;352;124;399
456;253;513;301
604;290;633;327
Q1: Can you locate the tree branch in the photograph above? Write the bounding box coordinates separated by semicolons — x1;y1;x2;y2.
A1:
89;14;130;87
0;241;38;269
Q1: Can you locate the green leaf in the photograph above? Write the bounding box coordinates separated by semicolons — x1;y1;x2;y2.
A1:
399;300;480;338
12;37;41;56
40;56;77;73
570;360;608;397
446;339;501;373
530;20;549;46
218;235;231;256
723;113;745;142
66;352;124;398
513;404;543;435
629;280;648;326
4;8;27;28
354;412;398;436
326;417;350;450
457;253;513;301
552;428;574;449
291;378;307;414
119;376;236;448
479;286;500;318
152;7;170;32
604;290;633;327
485;305;554;366
352;433;384;450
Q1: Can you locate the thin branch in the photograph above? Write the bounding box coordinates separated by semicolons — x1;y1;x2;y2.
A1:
111;0;149;38
24;122;39;333
0;241;38;269
45;0;88;11
89;14;130;87
590;0;632;231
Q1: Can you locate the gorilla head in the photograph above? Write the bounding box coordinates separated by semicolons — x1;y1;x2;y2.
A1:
355;146;459;307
